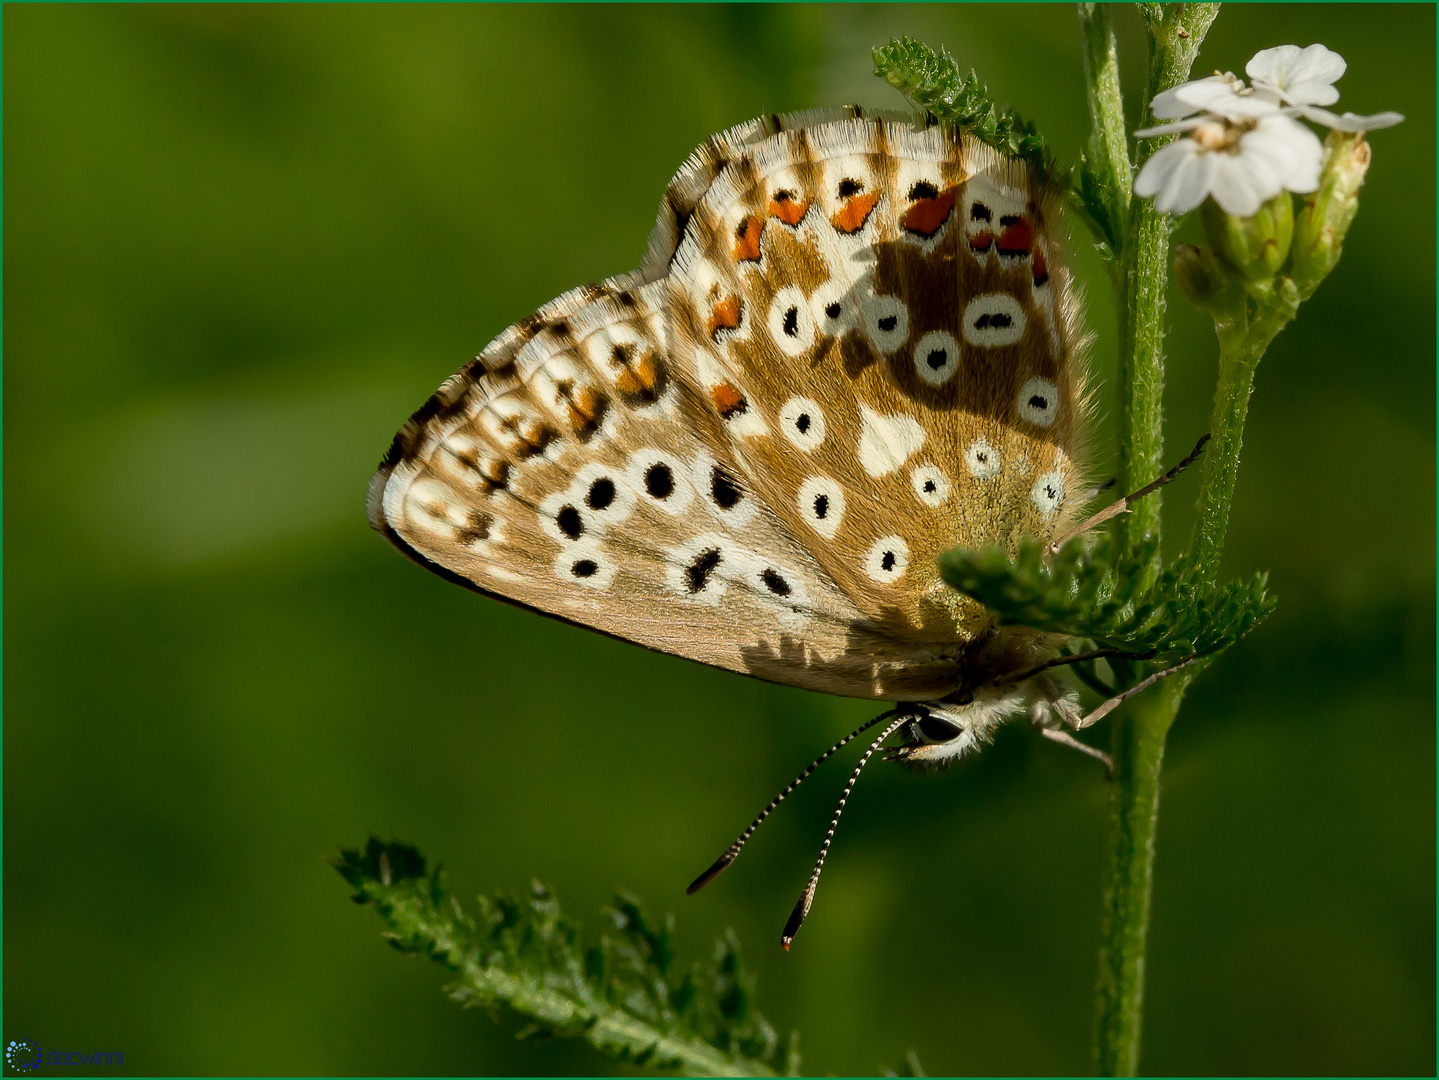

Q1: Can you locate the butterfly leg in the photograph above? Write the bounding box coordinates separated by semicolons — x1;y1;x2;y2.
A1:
1046;432;1212;555
1028;676;1113;777
1071;656;1206;731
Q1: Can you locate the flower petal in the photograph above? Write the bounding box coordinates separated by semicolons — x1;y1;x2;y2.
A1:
1207;155;1273;218
1245;116;1323;192
1157;147;1219;215
1133;138;1199;200
1247;44;1346;93
1151;80;1210;119
1134;117;1207;138
1245;45;1304;85
1297;105;1406;131
1153;75;1239;118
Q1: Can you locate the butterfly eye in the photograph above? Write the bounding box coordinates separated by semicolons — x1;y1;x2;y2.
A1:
964;437;1002;479
863;536;910;584
860;293;909;353
1018;377;1059;427
797;475;846;539
1031;469;1066;519
916;715;964;744
961;293;1026;347
766;286;816;357
912;330;961;386
778;396;826;452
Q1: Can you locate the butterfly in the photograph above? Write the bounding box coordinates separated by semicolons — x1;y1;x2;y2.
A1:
368;105;1188;947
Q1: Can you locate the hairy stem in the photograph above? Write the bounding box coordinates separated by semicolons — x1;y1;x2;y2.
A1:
1094;675;1184;1077
1188;281;1297;574
1077;3;1133;260
1091;5;1220;1076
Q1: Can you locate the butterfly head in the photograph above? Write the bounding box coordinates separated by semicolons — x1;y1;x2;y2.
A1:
888;683;1030;768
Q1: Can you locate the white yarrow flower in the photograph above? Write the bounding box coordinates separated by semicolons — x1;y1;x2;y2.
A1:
1246;44;1345;107
1133;43;1403;217
1134;115;1321;217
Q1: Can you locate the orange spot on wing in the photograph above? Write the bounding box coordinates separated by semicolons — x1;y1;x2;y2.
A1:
707;295;742;340
768;194;810;226
711;382;747;419
996;217;1035;256
732;214;764;262
830;191;880;234
968;230;995;253
900;184;958;237
1032;247;1049;286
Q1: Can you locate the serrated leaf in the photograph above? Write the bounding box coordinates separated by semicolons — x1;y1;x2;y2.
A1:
938;535;1276;664
333;837;789;1077
872;36;1056;181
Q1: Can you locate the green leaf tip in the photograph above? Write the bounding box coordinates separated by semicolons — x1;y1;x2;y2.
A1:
872;36;1055;180
938;534;1276;664
334;837;795;1077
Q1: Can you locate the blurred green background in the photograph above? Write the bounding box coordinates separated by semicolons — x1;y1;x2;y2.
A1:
6;4;1434;1076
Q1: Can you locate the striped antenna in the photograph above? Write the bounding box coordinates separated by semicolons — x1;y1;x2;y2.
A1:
781;712;911;950
686;707;906;896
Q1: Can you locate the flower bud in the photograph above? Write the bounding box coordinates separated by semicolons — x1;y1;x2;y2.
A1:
1201;192;1294;282
1173;243;1246;318
1291;131;1371;296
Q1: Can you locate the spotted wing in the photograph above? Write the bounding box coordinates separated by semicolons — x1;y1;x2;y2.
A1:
369;269;966;701
661;113;1092;646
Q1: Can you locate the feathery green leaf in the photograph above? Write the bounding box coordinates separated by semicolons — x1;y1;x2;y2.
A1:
938;534;1276;664
334;838;797;1077
872;36;1055;180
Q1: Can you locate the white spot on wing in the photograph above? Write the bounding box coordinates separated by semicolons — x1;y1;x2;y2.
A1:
626;448;693;514
778;396;826;451
553;537;615;590
964;437;1001;479
810;278;858;337
1018;377;1059;427
767;285;816;357
912;329;961;385
864;535;910;583
1032;470;1065;519
797;475;845;539
858;405;925;477
962;293;1026;347
860;291;909;353
910;464;950;507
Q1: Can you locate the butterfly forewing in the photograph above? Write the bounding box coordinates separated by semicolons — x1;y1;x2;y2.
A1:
370;108;1091;702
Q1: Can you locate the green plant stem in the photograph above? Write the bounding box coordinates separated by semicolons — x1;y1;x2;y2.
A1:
1092;675;1184;1077
1188;281;1298;579
1088;5;1219;1077
1077;3;1132;262
1188;328;1259;579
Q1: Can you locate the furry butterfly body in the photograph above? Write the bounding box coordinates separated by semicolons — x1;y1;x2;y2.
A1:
369;106;1093;766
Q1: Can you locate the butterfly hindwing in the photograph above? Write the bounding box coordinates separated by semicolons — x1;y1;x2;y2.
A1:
664;114;1091;644
369;272;968;701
